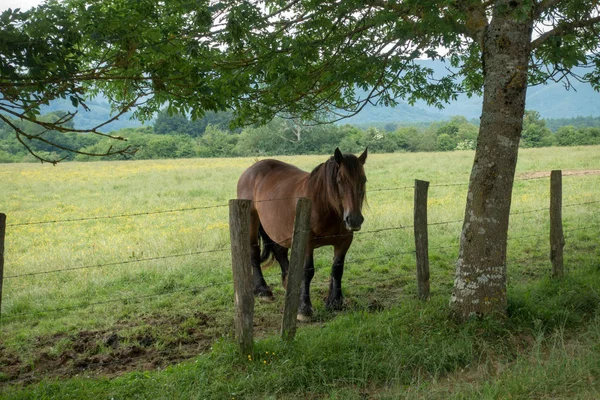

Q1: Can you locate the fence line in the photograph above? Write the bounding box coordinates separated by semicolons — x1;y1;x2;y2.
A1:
511;207;549;215
8;197;595;230
5;171;591;228
1;173;598;341
564;224;600;235
1;265;290;322
4;173;597;227
345;250;416;266
369;185;414;192
428;243;459;252
3;247;231;279
5;217;596;321
564;200;600;208
0;279;234;321
4;203;596;281
6;204;230;227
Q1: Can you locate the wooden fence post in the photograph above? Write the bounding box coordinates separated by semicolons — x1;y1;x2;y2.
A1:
0;213;5;317
229;200;254;354
414;180;430;300
550;170;565;278
281;198;311;341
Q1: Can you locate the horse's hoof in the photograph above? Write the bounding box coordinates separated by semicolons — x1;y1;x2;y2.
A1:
297;304;313;322
325;299;345;311
254;287;274;300
297;313;311;322
258;294;275;302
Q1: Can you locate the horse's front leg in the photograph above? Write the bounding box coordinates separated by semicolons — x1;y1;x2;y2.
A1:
326;238;352;310
297;250;315;322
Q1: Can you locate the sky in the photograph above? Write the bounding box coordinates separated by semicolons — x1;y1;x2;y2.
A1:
1;0;43;12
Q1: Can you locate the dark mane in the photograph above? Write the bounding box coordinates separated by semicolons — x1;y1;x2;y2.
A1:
337;154;364;187
309;158;342;216
308;154;364;216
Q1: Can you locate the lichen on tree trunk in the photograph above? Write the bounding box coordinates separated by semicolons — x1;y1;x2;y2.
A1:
451;0;534;320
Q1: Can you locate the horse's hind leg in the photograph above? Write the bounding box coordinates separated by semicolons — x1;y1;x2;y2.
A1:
272;244;290;289
251;211;273;299
259;224;289;290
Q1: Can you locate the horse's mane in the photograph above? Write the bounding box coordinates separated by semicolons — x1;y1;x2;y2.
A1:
308;154;364;217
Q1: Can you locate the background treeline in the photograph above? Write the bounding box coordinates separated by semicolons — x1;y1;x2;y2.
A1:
2;110;600;162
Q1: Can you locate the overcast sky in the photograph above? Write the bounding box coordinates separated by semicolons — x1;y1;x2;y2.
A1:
1;0;43;12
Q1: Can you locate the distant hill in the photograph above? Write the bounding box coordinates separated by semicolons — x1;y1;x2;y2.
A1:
42;59;600;130
41;96;147;132
345;60;600;125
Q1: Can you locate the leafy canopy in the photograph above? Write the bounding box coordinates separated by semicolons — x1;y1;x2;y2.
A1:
2;0;600;162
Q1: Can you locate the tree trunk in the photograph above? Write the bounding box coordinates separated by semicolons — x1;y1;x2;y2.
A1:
450;1;534;319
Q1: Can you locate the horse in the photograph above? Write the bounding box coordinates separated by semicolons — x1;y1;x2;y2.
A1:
236;148;368;321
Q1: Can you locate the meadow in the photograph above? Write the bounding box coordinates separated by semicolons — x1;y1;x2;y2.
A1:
1;146;600;398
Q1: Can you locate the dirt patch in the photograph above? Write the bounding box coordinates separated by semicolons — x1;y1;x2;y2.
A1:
0;311;221;386
518;169;600;180
1;284;400;387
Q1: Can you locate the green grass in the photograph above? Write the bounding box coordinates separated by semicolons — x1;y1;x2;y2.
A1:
3;272;600;399
1;146;599;398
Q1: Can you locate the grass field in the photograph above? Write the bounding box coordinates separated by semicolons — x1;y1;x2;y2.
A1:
1;146;600;398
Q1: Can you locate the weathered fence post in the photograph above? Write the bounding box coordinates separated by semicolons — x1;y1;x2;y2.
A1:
229;200;254;354
550;170;565;278
0;213;5;317
281;198;311;341
414;180;430;300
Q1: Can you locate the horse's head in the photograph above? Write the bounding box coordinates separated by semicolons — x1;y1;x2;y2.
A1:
334;147;368;231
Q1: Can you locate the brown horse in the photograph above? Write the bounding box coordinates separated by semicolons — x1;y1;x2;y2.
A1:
237;148;367;321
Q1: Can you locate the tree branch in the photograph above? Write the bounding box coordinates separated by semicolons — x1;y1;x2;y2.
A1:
531;15;600;49
0;113;136;164
534;0;563;19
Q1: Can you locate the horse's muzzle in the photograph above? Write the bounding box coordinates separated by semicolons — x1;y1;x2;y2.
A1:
344;214;364;231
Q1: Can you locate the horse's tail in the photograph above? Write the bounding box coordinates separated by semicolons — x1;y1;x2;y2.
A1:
258;223;276;268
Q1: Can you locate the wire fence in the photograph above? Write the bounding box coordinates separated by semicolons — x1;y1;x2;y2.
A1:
2;198;597;282
6;171;581;228
0;171;598;387
0;172;598;324
10;197;597;281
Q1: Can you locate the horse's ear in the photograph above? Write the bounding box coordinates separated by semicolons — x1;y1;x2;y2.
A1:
334;147;344;165
358;147;368;165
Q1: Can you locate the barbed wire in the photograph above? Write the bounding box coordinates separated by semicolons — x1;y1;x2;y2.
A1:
430;182;469;187
2;222;598;327
345;250;415;265
564;224;600;235
507;232;547;241
0;280;234;321
5;177;598;228
510;207;549;215
5;199;598;280
426;172;600;189
508;223;599;241
369;185;414;192
428;243;459;252
515;176;549;181
3;247;231;279
7;204;230;227
0;267;290;323
426;174;563;188
428;219;463;226
564;200;600;208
